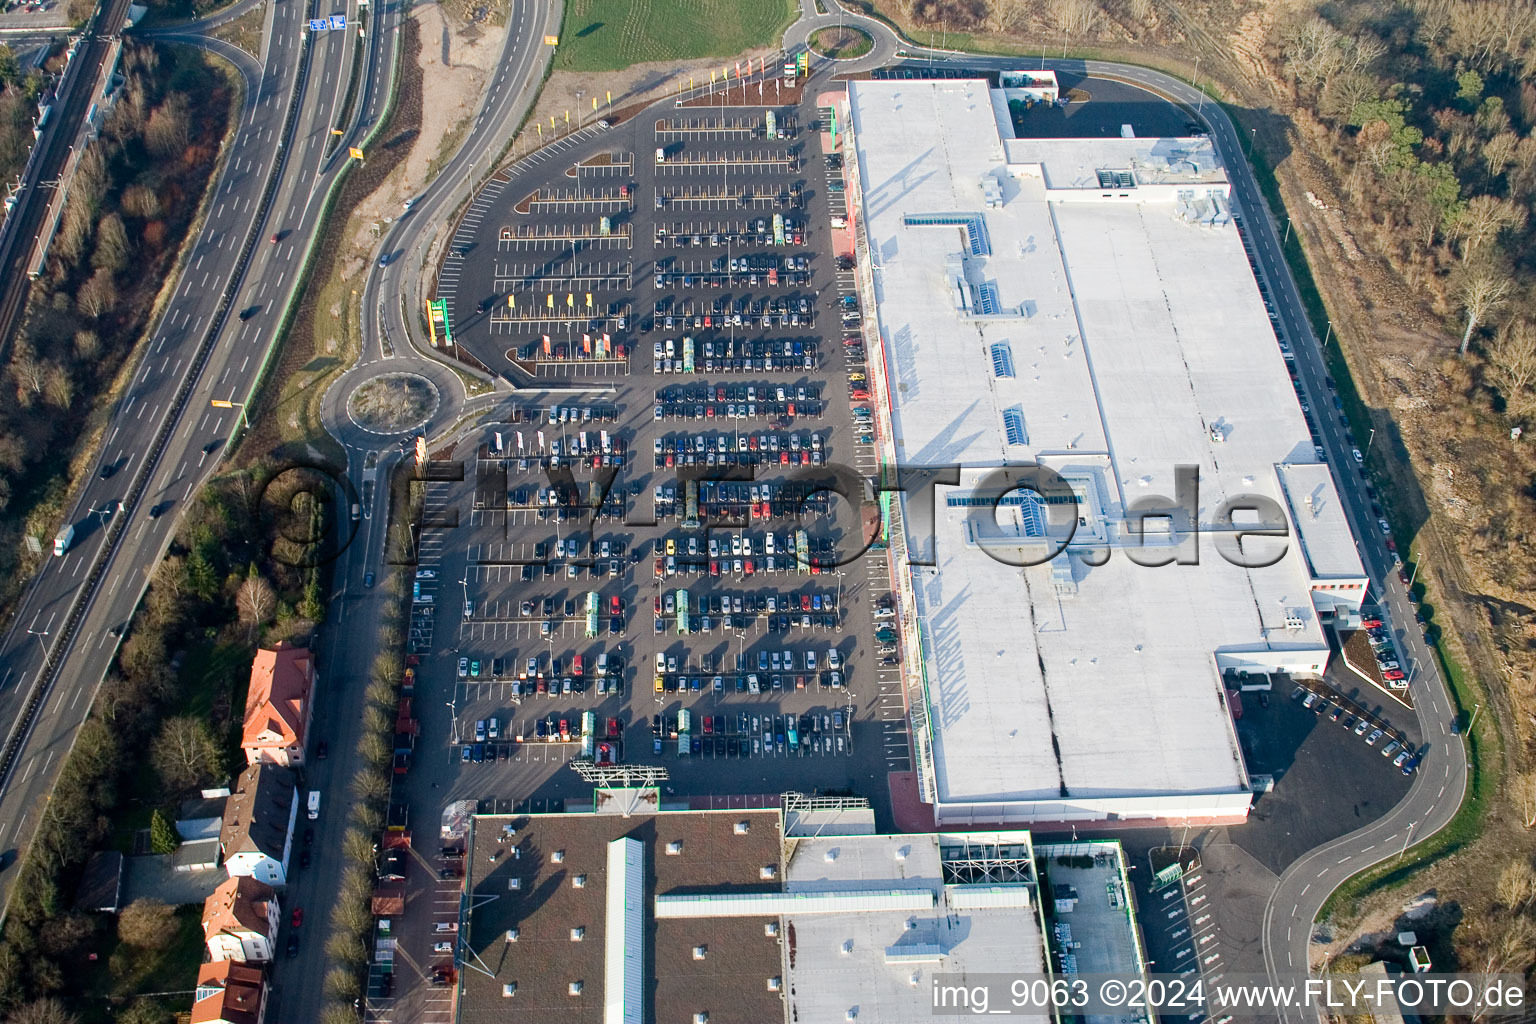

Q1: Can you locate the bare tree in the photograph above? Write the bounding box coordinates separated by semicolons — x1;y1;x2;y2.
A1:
1495;859;1536;910
1484;319;1536;416
117;898;176;950
42;364;72;410
119;184;161;221
77;268;118;320
9;340;44;399
5;999;78;1024
91;213;130;273
1457;263;1514;354
1454;195;1526;259
151;716;223;792
1483;131;1520;178
1513;769;1536;827
73;329;100;360
145;94;190;160
236;573;276;637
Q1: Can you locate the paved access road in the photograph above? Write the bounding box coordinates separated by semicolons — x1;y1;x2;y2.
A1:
0;0;407;917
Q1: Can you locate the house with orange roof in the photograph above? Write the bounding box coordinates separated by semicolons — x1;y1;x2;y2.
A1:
202;875;280;963
242;645;316;768
190;959;267;1024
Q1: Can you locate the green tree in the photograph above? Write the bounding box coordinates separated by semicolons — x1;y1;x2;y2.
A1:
298;573;324;622
185;550;218;601
0;46;19;89
1456;68;1483;105
148;809;180;854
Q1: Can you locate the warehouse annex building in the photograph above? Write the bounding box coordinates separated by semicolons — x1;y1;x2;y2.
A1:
451;799;1121;1024
840;77;1366;827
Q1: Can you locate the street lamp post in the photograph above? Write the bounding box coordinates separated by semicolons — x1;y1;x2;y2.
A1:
210;397;248;431
446;699;460;745
1322;320;1333;348
1365;427;1377;457
25;626;48;658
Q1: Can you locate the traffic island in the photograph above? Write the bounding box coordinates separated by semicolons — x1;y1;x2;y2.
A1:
809;25;873;60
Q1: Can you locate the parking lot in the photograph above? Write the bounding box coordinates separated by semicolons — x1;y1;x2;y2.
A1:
412;82;912;818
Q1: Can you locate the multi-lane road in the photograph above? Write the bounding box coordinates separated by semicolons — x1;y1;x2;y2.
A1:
0;0;406;915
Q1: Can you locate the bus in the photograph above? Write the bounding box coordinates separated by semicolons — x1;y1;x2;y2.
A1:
676;589;690;634
585;591;599;638
581;711;597;757
795;529;810;574
682;479;700;530
682;335;695;373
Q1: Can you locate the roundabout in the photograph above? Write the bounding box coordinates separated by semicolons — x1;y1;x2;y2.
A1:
344;371;441;436
808;25;873;60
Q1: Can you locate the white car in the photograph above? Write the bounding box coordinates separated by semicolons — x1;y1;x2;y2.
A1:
457;657;469;679
1378;518;1392;535
1352;447;1363;463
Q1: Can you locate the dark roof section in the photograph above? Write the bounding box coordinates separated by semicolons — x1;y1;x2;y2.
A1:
75;850;124;913
460;809;784;1024
219;764;296;861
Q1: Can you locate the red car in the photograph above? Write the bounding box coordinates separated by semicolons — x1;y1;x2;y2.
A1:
744;559;754;576
703;716;714;735
607;717;622;736
801;594;811;611
612;595;622;614
654;595;663;615
780;450;790;464
1360;618;1383;629
1383;668;1405;681
291;907;304;929
559;719;570;740
573;655;583;676
710;560;720;576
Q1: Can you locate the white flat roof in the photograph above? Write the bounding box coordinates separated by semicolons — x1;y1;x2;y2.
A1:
784;832;1047;1024
1276;462;1367;580
848;80;1353;814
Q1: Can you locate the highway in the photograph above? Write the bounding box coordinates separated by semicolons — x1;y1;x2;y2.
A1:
0;0;406;917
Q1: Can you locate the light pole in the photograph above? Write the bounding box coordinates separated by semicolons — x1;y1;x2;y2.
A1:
446;699;460;745
1467;702;1483;734
25;626;48;658
1322;320;1333;348
1283;216;1292;247
210;397;248;431
1365;427;1377;456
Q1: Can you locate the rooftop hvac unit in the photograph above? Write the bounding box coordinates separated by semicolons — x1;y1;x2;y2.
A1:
508;877;521;890
505;929;519;942
825;848;839;862
693;946;707;960
765;922;780;937
735;821;751;835
570;928;584;942
569;981;583;995
551;849;565;862
573;875;587;888
502;983;516;997
768;976;782;991
667;841;684;855
760;865;777;879
695;1015;710;1024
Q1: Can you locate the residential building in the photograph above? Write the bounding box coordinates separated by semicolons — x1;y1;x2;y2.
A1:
219;764;297;886
242;645;317;767
190;960;267;1024
202;875;281;963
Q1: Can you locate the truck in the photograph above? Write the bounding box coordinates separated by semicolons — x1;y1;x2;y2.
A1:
393;697;418;774
676;708;691;756
581;710;597;758
53;524;73;556
307;790;321;820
